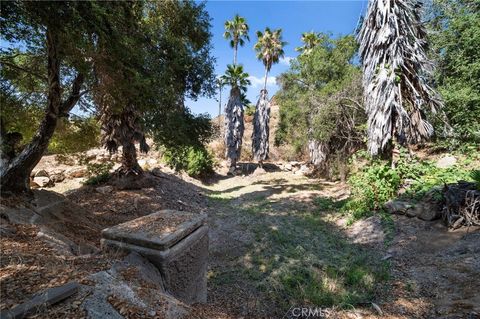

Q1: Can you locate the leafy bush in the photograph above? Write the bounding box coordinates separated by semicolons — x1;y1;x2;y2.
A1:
83;161;113;185
163;145;214;177
345;161;401;219
1;97;100;155
427;0;480;143
344;149;477;221
48;116;100;154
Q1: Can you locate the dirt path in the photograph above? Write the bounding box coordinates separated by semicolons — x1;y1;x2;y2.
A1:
199;170;480;319
3;165;478;319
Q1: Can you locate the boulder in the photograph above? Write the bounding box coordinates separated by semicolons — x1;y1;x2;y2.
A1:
384;200;414;215
252;167;266;176
415;203;441;221
147;158;158;166
33;176;53;188
138;159;147;167
50;173;66;183
35;169;49;178
284;163;292;171
296;164;311;176
96;186;113;195
436;155;457;168
81;253;190;319
85;149;103;161
66;167;87;178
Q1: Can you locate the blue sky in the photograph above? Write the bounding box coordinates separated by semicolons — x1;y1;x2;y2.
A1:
187;0;368;117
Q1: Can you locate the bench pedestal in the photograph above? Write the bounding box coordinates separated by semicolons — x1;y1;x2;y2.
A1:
101;210;208;304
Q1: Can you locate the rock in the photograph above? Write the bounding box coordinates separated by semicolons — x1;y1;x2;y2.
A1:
296;164;311;175
0;220;16;237
85;149;103;161
51;168;66;175
414;202;441;221
147;159;158;166
33;176;53;188
50;173;66;183
436;155;457;168
284;163;292;171
151;167;163;177
37;229;78;256
81;253;190;319
96;186;113;195
95;155;110;163
0;205;36;224
35;169;49;178
384;200;414;215
30;179;40;189
66;167;87;178
252;167;266;176
138;159;147;167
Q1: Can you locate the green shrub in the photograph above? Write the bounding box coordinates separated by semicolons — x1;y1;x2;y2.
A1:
163;145;214;177
48;116;100;154
344;161;401;218
471;170;480;190
83;161;113;185
344;148;477;222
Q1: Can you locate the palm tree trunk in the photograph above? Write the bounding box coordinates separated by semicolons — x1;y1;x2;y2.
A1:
218;84;222;129
263;67;269;91
252;89;270;163
0;29;84;194
234;42;238;65
224;87;243;171
120;138;142;176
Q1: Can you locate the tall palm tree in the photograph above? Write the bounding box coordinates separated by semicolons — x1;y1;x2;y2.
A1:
295;31;321;55
254;28;286;91
223;14;250;65
221;64;251;172
357;0;442;159
252;28;286;164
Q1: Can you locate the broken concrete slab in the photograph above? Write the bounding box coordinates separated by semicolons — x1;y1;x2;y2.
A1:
81;253;190;319
101;210;208;304
0;282;79;319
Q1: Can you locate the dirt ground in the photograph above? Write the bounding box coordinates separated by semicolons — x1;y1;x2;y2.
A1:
1;162;479;318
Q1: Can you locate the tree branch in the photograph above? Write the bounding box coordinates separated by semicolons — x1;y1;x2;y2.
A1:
59;73;85;116
1;60;48;81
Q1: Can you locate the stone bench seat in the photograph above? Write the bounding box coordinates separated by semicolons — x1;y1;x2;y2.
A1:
101;210;208;304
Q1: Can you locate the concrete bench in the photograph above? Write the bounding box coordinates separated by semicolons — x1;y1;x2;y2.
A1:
101;210;208;304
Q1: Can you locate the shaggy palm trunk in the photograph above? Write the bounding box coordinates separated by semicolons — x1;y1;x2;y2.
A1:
357;0;442;157
224;87;244;170
0;29;84;194
252;89;270;164
120;138;142;176
308;139;329;168
101;104;149;177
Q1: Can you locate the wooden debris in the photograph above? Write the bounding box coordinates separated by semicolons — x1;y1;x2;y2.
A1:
0;282;79;319
442;182;480;228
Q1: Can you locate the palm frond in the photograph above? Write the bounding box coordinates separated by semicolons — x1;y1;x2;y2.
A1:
357;0;443;155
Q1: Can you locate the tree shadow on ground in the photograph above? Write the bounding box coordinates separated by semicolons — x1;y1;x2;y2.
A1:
206;181;392;318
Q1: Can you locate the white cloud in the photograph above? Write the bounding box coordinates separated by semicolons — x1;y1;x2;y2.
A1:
248;75;276;88
279;56;293;66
